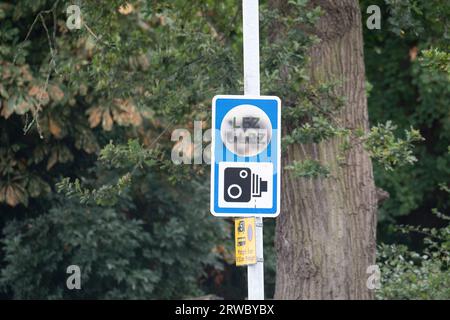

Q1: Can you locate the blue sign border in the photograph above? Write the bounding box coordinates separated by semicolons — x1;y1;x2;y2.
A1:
210;95;281;217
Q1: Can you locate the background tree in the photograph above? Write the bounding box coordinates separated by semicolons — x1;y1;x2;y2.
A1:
0;0;236;299
274;0;378;299
362;0;450;242
362;0;450;300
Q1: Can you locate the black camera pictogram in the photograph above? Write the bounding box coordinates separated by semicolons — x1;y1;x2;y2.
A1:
224;167;268;202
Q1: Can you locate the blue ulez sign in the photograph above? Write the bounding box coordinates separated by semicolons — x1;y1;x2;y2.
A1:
210;95;281;217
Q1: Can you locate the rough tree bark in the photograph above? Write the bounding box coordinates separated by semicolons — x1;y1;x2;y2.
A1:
274;0;378;299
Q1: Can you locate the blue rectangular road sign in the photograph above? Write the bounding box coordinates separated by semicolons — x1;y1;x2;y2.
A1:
210;95;281;217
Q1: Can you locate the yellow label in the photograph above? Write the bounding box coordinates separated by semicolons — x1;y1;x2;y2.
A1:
235;217;257;266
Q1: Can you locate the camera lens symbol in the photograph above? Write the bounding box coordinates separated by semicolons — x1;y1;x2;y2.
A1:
227;184;242;199
224;167;268;203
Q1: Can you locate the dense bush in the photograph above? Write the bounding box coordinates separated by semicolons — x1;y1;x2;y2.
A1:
377;210;450;300
1;182;228;299
1;203;158;299
0;0;236;299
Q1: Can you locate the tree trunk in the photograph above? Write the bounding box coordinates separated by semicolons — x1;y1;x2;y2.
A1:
274;0;378;299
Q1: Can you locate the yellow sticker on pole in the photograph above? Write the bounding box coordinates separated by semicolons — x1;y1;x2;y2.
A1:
235;217;257;266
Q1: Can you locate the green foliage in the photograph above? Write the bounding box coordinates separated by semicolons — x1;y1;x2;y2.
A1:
377;182;450;300
420;48;450;77
56;174;132;207
362;0;450;223
377;211;450;300
1;204;158;299
363;121;424;171
99;140;160;170
282;80;346;147
260;0;351;158
0;0;234;299
285;159;330;178
284;116;343;145
384;0;450;42
0;199;226;299
55;140;163;206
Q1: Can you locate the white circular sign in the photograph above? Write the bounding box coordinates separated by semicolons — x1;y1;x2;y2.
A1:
220;105;272;157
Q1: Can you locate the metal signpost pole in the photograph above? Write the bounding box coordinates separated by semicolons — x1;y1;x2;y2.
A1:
242;0;264;300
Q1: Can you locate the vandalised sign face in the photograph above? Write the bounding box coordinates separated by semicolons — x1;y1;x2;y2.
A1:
220;105;272;157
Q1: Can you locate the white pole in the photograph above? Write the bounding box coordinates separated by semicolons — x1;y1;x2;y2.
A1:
243;0;264;300
243;0;260;96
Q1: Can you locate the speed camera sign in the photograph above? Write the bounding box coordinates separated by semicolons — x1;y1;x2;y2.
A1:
210;95;281;217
